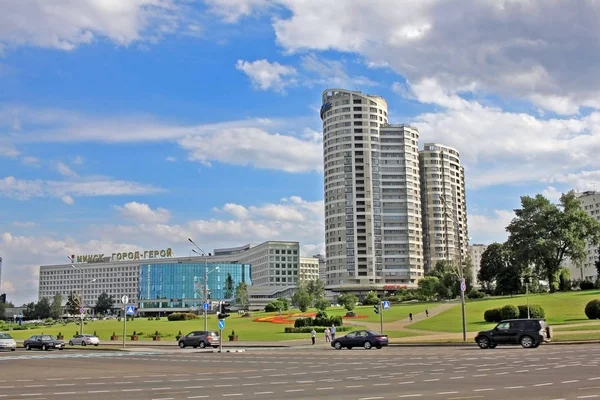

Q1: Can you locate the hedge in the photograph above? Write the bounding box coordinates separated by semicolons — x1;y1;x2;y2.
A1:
167;312;198;321
284;326;354;334
294;315;343;328
484;304;546;322
585;299;600;319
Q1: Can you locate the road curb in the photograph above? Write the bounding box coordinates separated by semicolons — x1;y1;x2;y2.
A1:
388;340;600;347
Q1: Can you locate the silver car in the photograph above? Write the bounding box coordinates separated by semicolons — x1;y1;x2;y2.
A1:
68;334;100;346
0;332;17;351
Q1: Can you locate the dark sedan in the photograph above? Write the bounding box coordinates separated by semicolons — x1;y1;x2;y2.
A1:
178;331;220;349
24;335;65;351
332;330;388;350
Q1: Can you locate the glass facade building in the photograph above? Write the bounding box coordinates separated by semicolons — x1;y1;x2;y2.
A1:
138;263;251;310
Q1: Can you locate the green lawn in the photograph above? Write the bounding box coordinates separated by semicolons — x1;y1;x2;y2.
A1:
407;291;600;333
0;311;368;342
330;302;437;323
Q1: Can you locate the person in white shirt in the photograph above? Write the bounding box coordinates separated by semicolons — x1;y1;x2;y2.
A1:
311;328;316;345
325;327;331;343
330;325;337;341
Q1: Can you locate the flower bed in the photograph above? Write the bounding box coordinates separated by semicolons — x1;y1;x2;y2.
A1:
342;314;369;319
253;312;317;324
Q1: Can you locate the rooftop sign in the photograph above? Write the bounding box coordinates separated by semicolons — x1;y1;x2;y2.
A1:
72;248;173;264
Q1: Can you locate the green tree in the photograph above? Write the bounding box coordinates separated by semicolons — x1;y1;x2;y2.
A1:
35;297;51;319
337;293;358;312
23;302;36;319
305;279;325;301
595;247;600;278
95;292;114;315
495;264;522;296
0;301;5;319
224;273;235;299
507;192;600;292
478;243;507;292
50;293;62;319
418;276;440;299
234;282;249;310
276;297;290;311
361;291;380;306
291;287;312;312
65;291;81;315
314;297;329;312
558;267;571;291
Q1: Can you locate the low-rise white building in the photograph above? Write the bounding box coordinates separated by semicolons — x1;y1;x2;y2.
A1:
468;244;488;287
566;191;600;281
299;257;320;282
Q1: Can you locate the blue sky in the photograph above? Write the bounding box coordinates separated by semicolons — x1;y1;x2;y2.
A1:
1;0;600;304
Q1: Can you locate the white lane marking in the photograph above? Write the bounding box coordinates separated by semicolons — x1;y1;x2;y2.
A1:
55;384;75;387
423;379;439;382
253;392;273;395
53;392;76;395
144;380;164;383
170;379;190;382
316;387;334;390
437;392;458;395
534;383;553;387
578;396;600;399
18;394;43;397
473;374;487;377
450;376;465;379
152;398;174;400
505;386;525;389
115;381;133;384
562;380;580;384
123;375;140;378
121;389;143;392
374;383;390;386
215;384;233;387
398;396;422;398
358;397;384;400
17;380;34;382
474;388;495;392
74;377;92;380
588;378;600;381
222;395;243;398
151;387;172;391
285;389;304;392
347;385;364;388
25;385;44;388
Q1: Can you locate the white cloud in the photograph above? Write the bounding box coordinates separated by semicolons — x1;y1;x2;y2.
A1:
20;156;40;166
115;201;171;224
223;0;600;115
468;209;514;245
61;195;75;205
0;176;164;201
300;54;378;88
72;155;86;165
55;161;78;177
236;59;297;93
178;127;322;173
0;142;19;158
221;203;249;219
165;156;177;162
542;186;563;203
0;0;183;51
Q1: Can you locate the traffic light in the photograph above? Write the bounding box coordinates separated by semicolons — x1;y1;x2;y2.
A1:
373;304;379;314
0;293;6;304
219;302;231;319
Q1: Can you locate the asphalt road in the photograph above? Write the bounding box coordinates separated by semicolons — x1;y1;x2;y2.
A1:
2;344;600;399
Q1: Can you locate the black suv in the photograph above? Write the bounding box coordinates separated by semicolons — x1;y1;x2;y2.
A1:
475;318;551;349
178;331;219;349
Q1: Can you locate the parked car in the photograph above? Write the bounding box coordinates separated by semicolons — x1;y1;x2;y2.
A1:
69;334;100;347
0;332;17;351
331;330;389;350
475;318;552;349
23;335;65;351
178;331;220;349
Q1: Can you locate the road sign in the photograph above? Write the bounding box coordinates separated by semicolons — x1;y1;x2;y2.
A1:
79;307;85;314
126;305;135;315
460;282;467;292
218;319;225;330
203;303;209;311
382;300;391;310
121;295;129;304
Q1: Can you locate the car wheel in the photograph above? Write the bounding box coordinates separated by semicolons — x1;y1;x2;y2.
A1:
68;341;73;346
477;337;490;349
193;345;198;348
10;348;15;351
179;342;186;349
363;341;372;350
42;344;48;351
58;347;64;350
376;345;382;349
25;344;31;351
520;335;534;348
532;343;540;348
489;343;497;349
82;341;87;346
347;346;353;350
334;341;342;350
94;344;99;347
199;342;206;349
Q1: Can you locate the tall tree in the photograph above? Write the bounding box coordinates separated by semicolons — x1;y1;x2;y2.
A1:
234;282;249;310
506;192;600;292
477;243;507;292
291;287;312;312
0;301;5;319
495;264;522;296
65;291;81;315
596;247;600;278
50;293;63;319
35;297;51;319
95;292;114;315
418;276;440;300
22;302;36;319
337;293;358;312
305;279;325;301
224;273;234;299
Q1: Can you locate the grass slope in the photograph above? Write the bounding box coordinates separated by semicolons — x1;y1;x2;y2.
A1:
408;291;600;333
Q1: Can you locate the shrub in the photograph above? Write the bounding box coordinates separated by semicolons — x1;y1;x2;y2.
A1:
500;304;519;320
585;299;600;319
155;316;160;320
517;304;546;319
580;280;596;290
284;326;354;334
294;317;313;328
148;317;153;321
264;301;284;312
467;288;485;299
167;312;197;321
483;308;502;323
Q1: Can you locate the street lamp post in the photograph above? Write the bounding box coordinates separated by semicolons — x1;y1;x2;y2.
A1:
189;238;219;332
520;276;530;319
69;257;96;335
440;195;467;342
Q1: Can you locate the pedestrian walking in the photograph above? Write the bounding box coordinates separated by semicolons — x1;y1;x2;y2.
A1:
325;327;331;343
425;309;429;318
409;312;413;322
330;324;337;341
311;328;316;345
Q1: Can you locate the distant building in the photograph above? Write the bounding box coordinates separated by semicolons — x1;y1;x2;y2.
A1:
566;191;600;281
313;254;326;281
299;257;320;282
468;244;488;287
